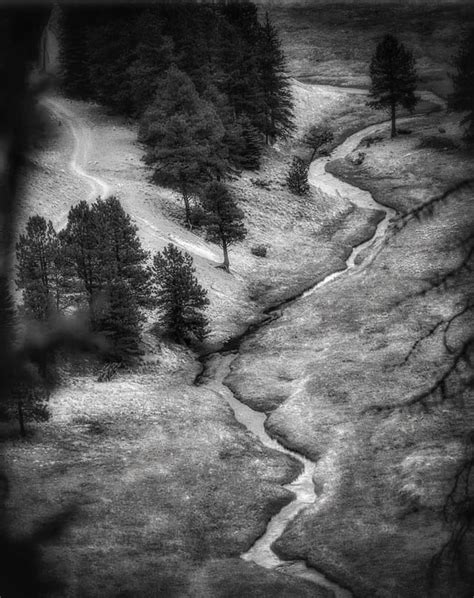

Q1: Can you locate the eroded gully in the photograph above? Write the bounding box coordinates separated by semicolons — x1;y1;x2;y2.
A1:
194;112;447;597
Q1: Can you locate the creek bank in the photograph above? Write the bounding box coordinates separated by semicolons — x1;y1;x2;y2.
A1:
226;114;474;595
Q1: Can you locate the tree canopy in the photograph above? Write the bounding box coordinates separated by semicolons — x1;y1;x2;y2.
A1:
368;34;418;138
449;28;474;140
152;244;209;343
201;181;247;272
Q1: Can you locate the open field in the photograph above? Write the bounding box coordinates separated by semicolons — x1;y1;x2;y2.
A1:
270;4;474;97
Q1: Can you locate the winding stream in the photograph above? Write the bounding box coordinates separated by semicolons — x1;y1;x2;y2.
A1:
196;111;444;596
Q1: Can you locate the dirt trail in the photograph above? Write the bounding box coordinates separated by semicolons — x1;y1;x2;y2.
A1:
40;95;224;267
43;97;112;203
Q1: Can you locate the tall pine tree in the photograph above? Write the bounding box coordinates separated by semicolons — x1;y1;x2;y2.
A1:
369;34;418;138
449;28;474;140
139;66;227;227
258;12;294;144
16;216;69;320
152;244;209;343
127;9;174;116
201;181;247;272
96;279;144;364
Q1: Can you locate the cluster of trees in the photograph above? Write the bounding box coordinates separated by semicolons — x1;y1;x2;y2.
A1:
59;3;294;179
449;28;474;140
15;198;216;368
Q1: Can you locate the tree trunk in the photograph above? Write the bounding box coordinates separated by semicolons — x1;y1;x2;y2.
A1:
180;177;192;228
391;102;397;138
183;192;191;229
222;239;230;272
18;401;26;437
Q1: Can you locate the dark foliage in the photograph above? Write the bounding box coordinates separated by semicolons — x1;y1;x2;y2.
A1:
16;216;70;320
95;279;144;364
139;66;227;227
303;123;334;162
61;196;149;361
449;28;474;140
286;156;310;196
257;12;294;144
58;3;294;178
201;181;247;272
152;243;209;343
0;7;82;596
368;34;418;138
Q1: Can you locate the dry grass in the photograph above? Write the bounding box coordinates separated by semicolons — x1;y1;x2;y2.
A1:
270;4;474;97
227;113;474;597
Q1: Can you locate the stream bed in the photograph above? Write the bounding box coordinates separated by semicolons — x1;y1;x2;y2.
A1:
195;112;437;597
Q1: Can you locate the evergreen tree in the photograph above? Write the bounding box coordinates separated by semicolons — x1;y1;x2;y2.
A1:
63;197;150;328
16;216;69;320
218;18;262;128
62;200;102;312
303;123;334;162
286;156;310;196
127;10;174;115
368;34;418;138
201;181;247;272
139;66;227;227
58;7;93;99
449;28;474;140
257;12;295;144
152;244;209;343
96;279;144;364
92;197;150;306
86;16;136;114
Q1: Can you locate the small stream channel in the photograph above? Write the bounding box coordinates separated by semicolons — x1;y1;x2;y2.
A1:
195;110;439;596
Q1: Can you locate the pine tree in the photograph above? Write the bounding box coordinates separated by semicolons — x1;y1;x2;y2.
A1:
16;216;69;320
257;12;295;144
63;197;150;329
91;197;150;306
58;7;93;99
139;66;227;227
217;9;263;128
152;244;209;343
62;200;102;313
127;9;174;115
96;279;144;364
86;16;136;114
201;181;247;272
368;34;418;138
303;123;334;162
286;156;310;196
449;29;474;140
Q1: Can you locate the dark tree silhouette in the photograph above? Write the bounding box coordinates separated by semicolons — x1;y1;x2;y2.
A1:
16;216;69;320
96;279;144;364
449;28;474;140
63;197;149;316
369;34;418;138
303;123;334;162
257;12;294;144
286;156;310;196
139;66;227;227
127;10;173;116
152;244;209;343
201;181;247;272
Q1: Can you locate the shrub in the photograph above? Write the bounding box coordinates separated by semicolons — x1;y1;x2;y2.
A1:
251;245;267;258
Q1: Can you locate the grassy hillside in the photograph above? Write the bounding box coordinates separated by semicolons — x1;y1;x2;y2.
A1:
269;4;474;96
